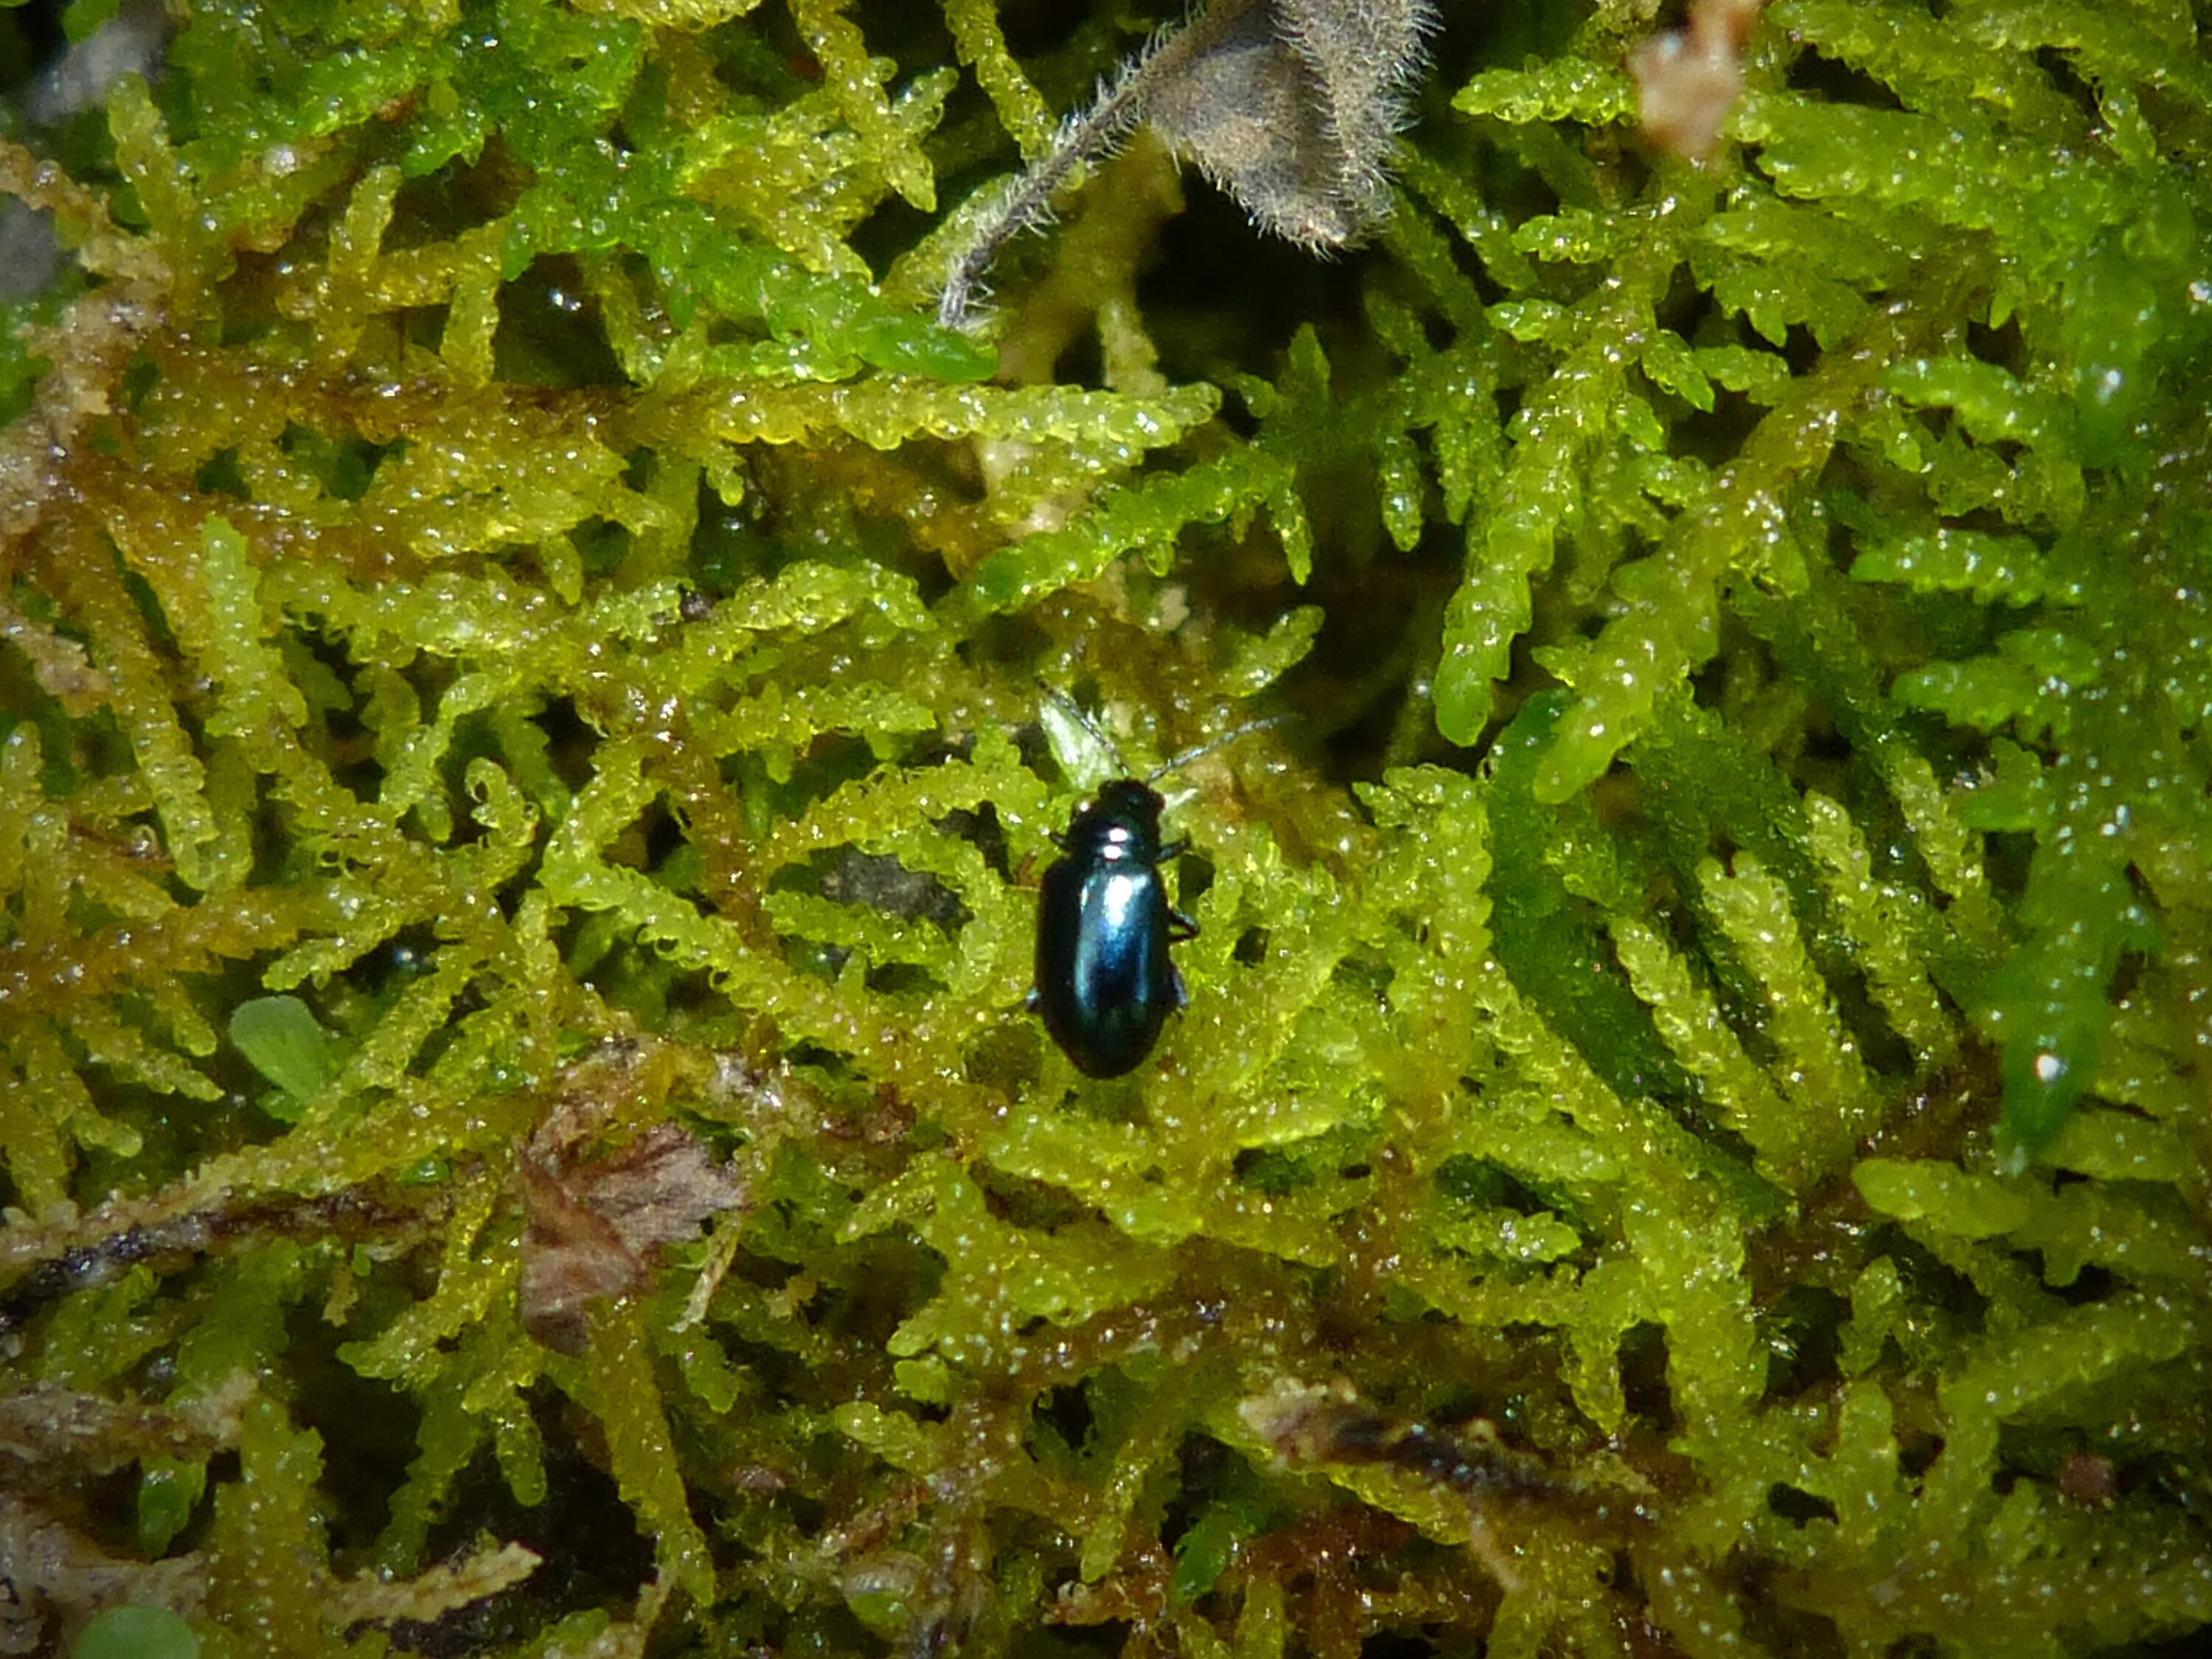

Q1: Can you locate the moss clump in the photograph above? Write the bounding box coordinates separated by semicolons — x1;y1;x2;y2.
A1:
3;1;2209;1655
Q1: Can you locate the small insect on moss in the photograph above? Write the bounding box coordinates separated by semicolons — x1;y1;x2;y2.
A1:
1029;694;1286;1079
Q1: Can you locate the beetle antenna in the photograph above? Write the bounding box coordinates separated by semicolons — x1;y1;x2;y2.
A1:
1147;712;1294;784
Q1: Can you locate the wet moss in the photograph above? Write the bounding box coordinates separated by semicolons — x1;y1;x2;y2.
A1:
2;1;2209;1655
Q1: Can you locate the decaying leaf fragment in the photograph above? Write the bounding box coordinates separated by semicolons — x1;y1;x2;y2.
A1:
324;1540;544;1628
1630;0;1765;163
938;0;1438;327
0;1496;543;1654
1239;1375;1562;1590
518;1056;747;1353
0;1494;209;1651
1240;1375;1558;1496
0;1374;252;1475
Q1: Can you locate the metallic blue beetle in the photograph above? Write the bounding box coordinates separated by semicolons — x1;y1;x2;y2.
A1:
1026;700;1283;1078
1029;778;1196;1077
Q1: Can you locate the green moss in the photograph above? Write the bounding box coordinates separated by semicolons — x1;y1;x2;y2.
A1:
3;0;2210;1654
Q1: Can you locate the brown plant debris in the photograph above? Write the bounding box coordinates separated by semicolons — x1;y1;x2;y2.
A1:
0;1373;252;1476
0;1495;208;1654
328;1540;543;1629
519;1119;746;1354
1239;1374;1581;1592
1630;0;1765;163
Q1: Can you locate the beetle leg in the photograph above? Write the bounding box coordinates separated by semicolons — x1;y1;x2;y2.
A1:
1159;838;1189;860
1024;987;1041;1012
1166;908;1199;942
1167;963;1189;1010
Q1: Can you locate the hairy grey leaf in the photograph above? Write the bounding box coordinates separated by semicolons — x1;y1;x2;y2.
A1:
938;0;1438;328
1150;0;1436;247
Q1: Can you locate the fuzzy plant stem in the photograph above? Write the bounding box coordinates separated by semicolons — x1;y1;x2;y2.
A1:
936;0;1269;330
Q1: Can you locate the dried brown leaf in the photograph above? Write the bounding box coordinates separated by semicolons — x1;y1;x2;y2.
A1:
1238;1375;1554;1500
518;1120;745;1353
0;605;110;714
0;1372;251;1475
1631;0;1764;163
327;1540;542;1627
0;1495;207;1652
1237;1374;1569;1592
575;1120;749;1256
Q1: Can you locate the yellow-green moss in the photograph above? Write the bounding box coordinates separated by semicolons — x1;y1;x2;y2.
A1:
3;1;2210;1655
